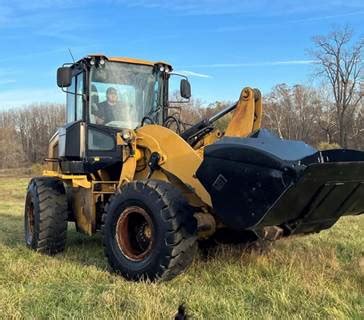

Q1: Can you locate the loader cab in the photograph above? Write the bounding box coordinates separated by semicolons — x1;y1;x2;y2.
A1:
58;56;170;126
52;55;185;175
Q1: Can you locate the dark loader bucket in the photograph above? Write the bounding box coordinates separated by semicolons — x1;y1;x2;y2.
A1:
196;129;364;235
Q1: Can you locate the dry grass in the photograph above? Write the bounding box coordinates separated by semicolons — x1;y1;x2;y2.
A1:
0;175;363;319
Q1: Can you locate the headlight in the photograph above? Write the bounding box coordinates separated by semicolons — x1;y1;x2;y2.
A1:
121;129;132;142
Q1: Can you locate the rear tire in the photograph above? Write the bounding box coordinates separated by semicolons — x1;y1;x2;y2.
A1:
102;180;198;281
24;177;68;254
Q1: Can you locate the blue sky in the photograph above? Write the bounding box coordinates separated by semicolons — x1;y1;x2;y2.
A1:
0;0;363;108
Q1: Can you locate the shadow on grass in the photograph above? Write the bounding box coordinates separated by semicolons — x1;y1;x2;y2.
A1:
197;231;276;264
3;211;359;277
0;212;262;274
0;212;275;270
61;227;107;269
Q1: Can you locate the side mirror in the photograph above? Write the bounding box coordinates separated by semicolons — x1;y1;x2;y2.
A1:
57;67;72;88
180;79;191;99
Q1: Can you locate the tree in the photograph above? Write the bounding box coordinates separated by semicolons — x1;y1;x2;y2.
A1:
310;26;363;147
0;103;65;168
0;112;24;168
263;84;323;145
315;85;338;145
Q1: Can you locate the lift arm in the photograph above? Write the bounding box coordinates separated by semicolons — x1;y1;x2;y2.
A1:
224;87;262;137
180;87;262;145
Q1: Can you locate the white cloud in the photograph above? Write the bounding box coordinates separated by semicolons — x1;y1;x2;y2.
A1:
217;10;364;32
0;1;93;33
180;60;317;69
174;70;211;78
2;0;364;21
113;0;364;16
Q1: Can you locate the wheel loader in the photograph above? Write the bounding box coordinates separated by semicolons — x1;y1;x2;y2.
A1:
24;54;364;281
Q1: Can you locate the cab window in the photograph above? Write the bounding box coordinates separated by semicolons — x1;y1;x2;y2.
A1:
89;62;161;129
76;73;84;121
66;72;84;123
66;77;75;122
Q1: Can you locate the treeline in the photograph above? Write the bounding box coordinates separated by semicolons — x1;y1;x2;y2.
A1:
0;104;65;169
263;84;363;149
180;83;363;150
0;84;363;170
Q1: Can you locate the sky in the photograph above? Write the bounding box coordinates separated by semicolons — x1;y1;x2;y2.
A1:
0;0;363;108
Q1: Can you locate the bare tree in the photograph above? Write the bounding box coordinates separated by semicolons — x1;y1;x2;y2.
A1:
168;92;206;132
347;98;364;149
264;84;323;145
310;25;363;147
0;103;65;167
0;112;25;168
314;85;339;144
263;84;287;139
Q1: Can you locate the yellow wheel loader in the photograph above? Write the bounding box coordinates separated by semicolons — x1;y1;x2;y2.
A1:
24;55;364;281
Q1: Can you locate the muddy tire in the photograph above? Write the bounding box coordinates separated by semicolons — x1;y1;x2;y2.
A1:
24;177;68;254
102;180;198;281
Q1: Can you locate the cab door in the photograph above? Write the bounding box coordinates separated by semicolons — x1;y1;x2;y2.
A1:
66;72;84;123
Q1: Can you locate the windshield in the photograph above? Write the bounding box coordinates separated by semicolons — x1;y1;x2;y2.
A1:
89;61;162;129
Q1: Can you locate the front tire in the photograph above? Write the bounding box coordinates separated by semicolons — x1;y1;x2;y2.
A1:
102;180;198;281
24;177;68;254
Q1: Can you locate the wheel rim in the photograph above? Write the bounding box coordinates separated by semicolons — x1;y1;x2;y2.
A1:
115;206;154;261
25;199;35;244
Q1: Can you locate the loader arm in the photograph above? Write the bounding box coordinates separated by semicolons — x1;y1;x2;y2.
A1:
180;87;263;147
224;87;263;137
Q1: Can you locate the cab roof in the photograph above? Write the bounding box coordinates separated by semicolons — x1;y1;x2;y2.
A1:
85;54;172;70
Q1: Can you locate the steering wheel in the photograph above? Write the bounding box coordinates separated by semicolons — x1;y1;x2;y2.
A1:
163;116;182;134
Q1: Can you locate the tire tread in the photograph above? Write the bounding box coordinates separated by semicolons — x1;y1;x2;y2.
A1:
25;177;68;254
102;180;197;281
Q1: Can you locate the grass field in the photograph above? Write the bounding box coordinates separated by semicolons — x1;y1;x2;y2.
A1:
0;175;363;319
